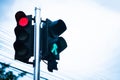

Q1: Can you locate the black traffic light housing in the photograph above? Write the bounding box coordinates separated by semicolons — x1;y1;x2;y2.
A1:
13;11;34;63
13;11;67;72
41;19;67;72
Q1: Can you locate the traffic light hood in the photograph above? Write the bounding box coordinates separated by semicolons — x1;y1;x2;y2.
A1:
15;11;29;27
46;19;67;37
15;11;26;22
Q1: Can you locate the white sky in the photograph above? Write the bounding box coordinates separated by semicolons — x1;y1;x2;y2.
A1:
1;0;120;80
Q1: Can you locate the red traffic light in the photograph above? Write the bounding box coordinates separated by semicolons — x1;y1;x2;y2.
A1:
15;11;29;27
19;17;28;27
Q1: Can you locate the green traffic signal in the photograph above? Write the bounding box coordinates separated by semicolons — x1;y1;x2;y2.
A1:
41;18;67;72
51;43;58;55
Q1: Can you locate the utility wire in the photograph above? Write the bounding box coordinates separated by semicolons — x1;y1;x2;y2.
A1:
0;61;48;80
0;53;70;80
0;53;48;80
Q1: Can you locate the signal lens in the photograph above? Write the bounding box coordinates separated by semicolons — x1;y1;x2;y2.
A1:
19;17;28;27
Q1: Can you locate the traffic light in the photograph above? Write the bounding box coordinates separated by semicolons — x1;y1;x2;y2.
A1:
41;19;67;72
13;11;34;63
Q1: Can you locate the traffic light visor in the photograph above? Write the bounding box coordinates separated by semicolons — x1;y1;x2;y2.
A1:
15;11;29;27
56;37;67;53
14;41;28;56
50;19;67;36
46;19;67;37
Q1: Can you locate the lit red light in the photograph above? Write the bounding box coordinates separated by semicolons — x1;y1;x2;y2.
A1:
19;17;28;27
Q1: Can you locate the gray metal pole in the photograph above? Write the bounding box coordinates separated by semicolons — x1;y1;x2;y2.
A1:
34;7;41;80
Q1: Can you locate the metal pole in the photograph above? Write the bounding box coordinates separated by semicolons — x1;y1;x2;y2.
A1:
34;7;41;80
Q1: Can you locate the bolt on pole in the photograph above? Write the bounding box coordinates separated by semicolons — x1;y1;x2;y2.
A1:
34;7;41;80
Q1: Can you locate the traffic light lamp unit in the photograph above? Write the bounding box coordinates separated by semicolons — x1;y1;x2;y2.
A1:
41;19;67;72
13;11;67;72
13;11;34;63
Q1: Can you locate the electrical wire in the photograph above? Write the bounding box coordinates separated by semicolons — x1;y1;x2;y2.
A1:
42;60;48;65
0;53;48;80
0;26;72;80
0;52;71;80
